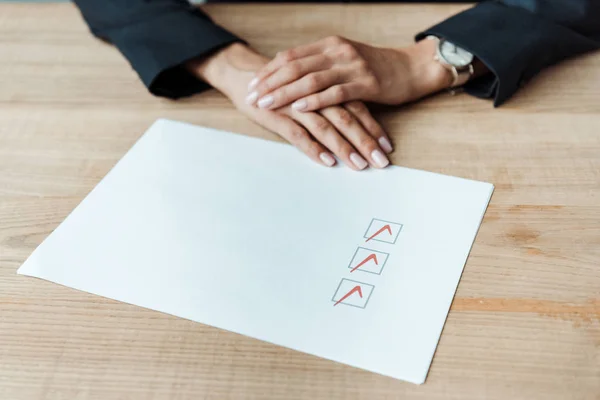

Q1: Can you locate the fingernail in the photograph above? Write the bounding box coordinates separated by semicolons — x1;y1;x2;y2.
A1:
292;99;307;111
257;95;274;109
320;153;336;167
245;91;258;105
248;77;259;91
378;137;393;153
350;153;368;170
371;149;390;168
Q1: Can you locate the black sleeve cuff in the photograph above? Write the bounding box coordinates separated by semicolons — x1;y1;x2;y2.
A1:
416;1;600;106
104;7;242;99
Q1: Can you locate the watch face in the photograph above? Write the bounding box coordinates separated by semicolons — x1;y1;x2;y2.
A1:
439;39;474;67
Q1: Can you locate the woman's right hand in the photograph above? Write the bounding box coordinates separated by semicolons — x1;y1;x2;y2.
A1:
187;43;393;170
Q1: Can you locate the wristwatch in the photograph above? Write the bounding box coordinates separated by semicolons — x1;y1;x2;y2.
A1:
426;35;474;88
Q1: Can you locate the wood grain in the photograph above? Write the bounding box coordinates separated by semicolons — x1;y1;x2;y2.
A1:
0;3;599;400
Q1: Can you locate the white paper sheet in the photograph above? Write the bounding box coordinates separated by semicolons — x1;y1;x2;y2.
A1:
18;119;494;384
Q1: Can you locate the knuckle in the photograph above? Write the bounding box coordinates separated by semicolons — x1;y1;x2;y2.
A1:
345;101;365;114
327;35;344;45
355;58;369;71
314;117;332;132
259;80;272;92
322;56;335;69
332;49;347;61
335;109;354;128
360;115;379;133
364;75;380;91
332;86;346;102
306;74;321;90
278;50;294;63
309;96;322;109
357;134;376;150
286;62;301;77
288;128;306;143
273;88;286;103
339;43;357;57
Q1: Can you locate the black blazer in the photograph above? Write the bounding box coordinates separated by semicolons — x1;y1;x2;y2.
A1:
73;0;600;106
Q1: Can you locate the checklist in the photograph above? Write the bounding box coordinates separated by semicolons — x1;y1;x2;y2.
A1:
331;220;397;309
18;119;494;385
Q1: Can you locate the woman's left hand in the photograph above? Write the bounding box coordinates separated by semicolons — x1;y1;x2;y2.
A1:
246;36;451;112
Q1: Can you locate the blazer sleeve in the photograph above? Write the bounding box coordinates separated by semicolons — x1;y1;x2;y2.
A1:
73;0;243;99
416;0;600;106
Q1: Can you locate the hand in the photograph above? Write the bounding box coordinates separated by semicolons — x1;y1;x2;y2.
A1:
246;36;453;111
187;43;393;170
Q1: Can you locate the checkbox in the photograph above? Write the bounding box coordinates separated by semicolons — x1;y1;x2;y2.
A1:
363;218;403;244
347;247;389;275
331;278;374;309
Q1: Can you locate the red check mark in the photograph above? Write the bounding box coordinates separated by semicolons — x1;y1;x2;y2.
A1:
350;253;378;273
333;285;362;307
334;285;363;306
366;224;392;242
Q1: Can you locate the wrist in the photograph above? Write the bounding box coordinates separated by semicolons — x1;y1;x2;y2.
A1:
402;39;454;99
186;43;267;95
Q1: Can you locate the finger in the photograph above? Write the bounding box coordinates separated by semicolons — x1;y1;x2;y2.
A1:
344;101;393;154
250;55;330;101
256;71;341;110
320;106;390;169
291;110;365;171
291;83;367;112
257;111;336;167
250;41;328;89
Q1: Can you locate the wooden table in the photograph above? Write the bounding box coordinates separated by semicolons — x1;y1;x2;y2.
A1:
1;3;599;399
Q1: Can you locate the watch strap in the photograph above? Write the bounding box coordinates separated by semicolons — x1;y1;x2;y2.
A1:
451;63;475;87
